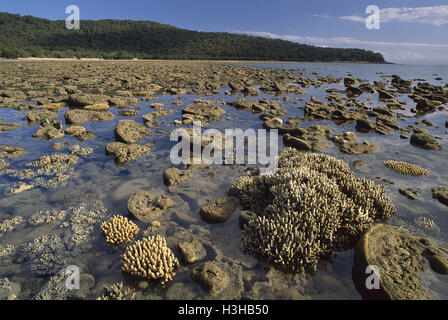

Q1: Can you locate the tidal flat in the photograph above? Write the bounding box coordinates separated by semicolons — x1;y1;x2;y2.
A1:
0;60;447;300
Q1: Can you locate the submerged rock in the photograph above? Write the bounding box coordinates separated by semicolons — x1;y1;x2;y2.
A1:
354;224;448;300
0;123;20;134
431;187;448;206
177;240;207;264
163;168;192;187
199;197;240;224
410;132;442;150
192;261;229;295
127;190;175;223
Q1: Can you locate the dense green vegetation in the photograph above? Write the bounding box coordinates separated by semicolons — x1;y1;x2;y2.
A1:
0;12;386;62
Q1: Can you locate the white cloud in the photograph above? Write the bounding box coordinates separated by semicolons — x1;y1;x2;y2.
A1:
231;30;448;64
340;5;448;26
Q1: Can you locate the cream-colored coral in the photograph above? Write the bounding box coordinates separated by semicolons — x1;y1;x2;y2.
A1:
120;235;180;284
97;282;136;300
383;160;429;176
229;148;396;273
101;215;139;246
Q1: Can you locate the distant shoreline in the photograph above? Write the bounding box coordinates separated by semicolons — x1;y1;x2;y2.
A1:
0;57;392;64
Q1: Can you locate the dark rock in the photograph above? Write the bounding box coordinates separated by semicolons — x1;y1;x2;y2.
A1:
163;168;192;187
410;133;442;150
431;187;448;206
356;119;376;133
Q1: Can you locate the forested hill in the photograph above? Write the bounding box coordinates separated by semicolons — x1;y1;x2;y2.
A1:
0;12;386;62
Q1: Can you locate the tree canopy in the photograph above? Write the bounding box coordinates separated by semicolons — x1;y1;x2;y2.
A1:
0;12;386;63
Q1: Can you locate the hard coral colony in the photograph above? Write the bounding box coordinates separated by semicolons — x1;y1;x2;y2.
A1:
230;148;396;273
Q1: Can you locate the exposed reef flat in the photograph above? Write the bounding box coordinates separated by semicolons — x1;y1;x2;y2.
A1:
0;60;447;300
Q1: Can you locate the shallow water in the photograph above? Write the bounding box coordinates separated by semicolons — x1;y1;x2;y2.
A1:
1;62;447;300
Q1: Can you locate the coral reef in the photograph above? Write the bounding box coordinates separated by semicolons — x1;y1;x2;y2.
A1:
383;160;429;176
0;216;24;235
101;215;139;246
121;235;180;284
229;148;396;273
97;282;136;300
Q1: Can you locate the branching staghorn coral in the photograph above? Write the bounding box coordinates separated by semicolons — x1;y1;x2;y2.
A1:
97;282;136;300
383;160;429;176
229;148;396;273
101;215;139;246
120;235;180;284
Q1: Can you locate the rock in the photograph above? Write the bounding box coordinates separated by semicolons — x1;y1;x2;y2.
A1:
344;77;357;86
177;240;207;264
263;117;283;129
354;224;448;300
0;145;27;159
356;119;376;133
68;94;109;108
114;120;150;144
105;142;150;164
0;123;20;134
283;134;312;151
65;126;86;137
65;109;115;125
332;133;379;155
84;104;109;111
32;120;64;141
445;121;448;128
0;159;8;170
150;103;164;110
378;89;396;101
399;188;420;200
68;145;93;157
242;86;259;96
410;132;442;150
191;261;229;295
239;210;257;229
26;110;58;123
182;101;226;125
127;190;175;222
51;142;69;150
431;187;448;206
199;197;240;224
163;168;192;186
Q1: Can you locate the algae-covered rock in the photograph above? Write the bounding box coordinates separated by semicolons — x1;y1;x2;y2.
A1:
177;240;207;264
199;197;240;224
127;190;175;223
163;167;192;186
432;187;448;206
114;119;150;144
354;224;448;300
192;261;229;295
65;109;115;125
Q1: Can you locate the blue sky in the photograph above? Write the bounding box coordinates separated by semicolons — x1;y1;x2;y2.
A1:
2;0;447;64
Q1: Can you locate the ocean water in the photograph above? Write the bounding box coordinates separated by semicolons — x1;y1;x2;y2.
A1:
0;62;447;300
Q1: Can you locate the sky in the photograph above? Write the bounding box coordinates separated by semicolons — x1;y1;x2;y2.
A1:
1;0;447;64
